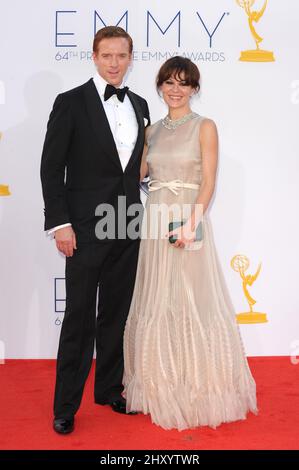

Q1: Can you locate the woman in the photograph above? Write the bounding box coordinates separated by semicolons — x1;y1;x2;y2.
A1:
123;57;258;431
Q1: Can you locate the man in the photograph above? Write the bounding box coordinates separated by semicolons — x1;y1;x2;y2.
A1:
40;26;150;434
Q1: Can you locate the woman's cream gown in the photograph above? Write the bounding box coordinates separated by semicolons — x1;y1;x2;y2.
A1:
123;114;258;431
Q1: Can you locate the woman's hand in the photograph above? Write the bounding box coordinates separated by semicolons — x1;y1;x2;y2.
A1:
167;221;196;249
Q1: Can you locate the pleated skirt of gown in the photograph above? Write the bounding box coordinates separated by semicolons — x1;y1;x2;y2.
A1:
123;124;258;432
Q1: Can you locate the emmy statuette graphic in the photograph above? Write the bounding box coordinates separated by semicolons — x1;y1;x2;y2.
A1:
236;0;275;62
0;132;11;196
231;254;268;324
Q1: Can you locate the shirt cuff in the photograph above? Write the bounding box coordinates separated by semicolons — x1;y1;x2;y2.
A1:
48;223;72;235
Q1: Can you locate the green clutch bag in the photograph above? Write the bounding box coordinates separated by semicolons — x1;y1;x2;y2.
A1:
168;220;203;244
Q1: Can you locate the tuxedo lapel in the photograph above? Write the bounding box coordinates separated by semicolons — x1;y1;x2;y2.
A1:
83;79;123;171
125;90;145;173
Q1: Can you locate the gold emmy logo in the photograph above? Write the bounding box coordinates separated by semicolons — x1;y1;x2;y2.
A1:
231;254;268;324
0;131;11;196
236;0;275;62
0;185;10;196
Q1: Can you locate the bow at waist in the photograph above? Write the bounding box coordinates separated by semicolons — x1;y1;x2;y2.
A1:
148;179;200;196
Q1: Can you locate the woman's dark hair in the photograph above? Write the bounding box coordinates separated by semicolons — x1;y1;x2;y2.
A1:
156;56;200;92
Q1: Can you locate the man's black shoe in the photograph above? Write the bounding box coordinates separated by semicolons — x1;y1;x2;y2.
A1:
53;417;74;434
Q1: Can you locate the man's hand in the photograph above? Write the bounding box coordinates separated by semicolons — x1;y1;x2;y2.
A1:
54;226;77;257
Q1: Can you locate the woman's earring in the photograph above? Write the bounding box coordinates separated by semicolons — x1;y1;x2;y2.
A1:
158;91;165;103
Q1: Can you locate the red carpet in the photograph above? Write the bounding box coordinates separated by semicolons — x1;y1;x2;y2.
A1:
0;358;298;450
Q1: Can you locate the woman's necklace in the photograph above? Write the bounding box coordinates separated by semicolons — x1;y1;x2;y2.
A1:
161;111;197;130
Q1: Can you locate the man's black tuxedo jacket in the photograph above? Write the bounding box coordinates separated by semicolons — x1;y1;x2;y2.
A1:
40;78;150;243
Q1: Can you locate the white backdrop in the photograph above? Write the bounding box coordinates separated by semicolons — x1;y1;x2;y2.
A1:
0;0;299;358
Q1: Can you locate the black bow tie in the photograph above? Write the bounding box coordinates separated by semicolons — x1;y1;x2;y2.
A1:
104;84;129;103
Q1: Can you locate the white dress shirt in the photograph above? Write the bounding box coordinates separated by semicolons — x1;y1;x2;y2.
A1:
48;72;138;235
